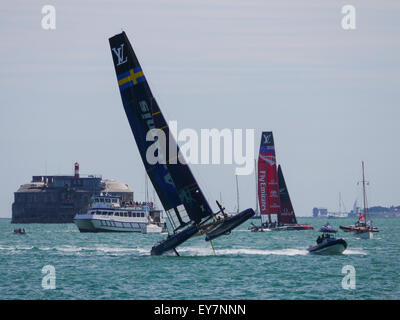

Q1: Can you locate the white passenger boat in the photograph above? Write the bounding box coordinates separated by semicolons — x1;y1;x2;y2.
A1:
73;194;167;233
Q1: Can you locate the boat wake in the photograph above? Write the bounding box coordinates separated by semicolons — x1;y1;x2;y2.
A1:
0;245;150;256
176;246;367;257
54;245;150;255
176;246;308;257
343;248;367;255
1;244;367;257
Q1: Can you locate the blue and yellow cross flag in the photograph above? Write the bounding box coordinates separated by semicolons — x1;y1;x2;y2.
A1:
109;31;147;91
117;67;146;90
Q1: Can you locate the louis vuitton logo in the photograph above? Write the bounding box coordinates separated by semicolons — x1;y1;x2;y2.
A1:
112;44;128;66
263;133;271;144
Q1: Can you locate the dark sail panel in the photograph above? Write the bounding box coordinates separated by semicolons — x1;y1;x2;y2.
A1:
109;32;212;224
150;101;214;223
109;32;181;212
277;165;297;225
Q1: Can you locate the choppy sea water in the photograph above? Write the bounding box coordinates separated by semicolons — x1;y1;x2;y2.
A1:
1;218;399;300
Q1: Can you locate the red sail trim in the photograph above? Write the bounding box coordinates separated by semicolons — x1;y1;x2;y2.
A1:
277;165;297;225
265;153;281;215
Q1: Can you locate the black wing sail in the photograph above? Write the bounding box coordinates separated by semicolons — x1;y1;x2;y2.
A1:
109;32;213;229
277;165;297;225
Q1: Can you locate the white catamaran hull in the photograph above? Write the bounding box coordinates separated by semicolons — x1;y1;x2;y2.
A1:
354;230;373;239
250;227;272;232
144;223;163;234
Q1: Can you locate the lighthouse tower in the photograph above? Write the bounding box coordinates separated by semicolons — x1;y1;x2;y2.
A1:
74;162;80;178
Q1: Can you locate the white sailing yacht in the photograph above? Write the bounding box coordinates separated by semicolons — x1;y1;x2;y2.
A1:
353;161;379;239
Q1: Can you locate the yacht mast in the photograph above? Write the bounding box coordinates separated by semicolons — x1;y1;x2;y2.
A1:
235;174;240;214
254;159;259;215
145;172;149;203
361;161;368;225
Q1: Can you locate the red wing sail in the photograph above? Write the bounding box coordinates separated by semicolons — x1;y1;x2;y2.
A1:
277;165;297;225
258;157;269;217
258;132;281;223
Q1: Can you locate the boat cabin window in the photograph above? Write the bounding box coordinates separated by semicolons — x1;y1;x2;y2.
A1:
128;212;132;217
124;212;128;217
105;199;111;203
112;199;118;203
132;212;136;217
94;198;99;203
108;212;113;216
100;198;104;203
141;213;144;217
115;212;119;216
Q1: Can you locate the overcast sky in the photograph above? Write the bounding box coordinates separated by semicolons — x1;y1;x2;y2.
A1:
1;0;399;218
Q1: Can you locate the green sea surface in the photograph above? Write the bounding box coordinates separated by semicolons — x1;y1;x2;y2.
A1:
0;218;399;300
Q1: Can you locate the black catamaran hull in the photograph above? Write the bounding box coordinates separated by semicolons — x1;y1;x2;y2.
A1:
205;209;255;241
272;224;314;231
250;224;313;232
151;225;199;256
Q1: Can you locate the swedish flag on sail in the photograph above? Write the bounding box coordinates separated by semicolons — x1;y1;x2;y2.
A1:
117;67;146;90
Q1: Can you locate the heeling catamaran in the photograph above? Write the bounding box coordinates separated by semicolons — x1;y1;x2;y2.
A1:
250;132;313;232
108;31;254;255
